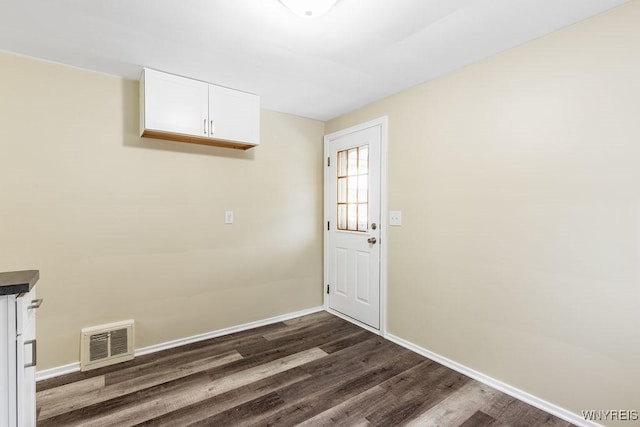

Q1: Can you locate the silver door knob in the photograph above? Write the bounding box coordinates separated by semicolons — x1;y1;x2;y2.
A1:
367;237;377;244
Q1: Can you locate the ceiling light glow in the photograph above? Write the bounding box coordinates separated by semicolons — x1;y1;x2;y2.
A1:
280;0;339;18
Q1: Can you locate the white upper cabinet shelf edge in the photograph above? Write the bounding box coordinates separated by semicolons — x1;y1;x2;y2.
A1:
140;68;260;150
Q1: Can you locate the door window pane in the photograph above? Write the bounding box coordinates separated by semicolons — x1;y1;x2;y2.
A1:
347;204;357;230
338;204;347;229
358;146;369;175
347;148;358;176
338;178;347;203
357;204;368;231
347;177;358;203
358;175;368;202
338;150;347;177
337;145;369;232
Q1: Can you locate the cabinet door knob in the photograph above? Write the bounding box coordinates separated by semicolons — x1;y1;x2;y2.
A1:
28;299;43;309
204;119;207;135
210;120;214;134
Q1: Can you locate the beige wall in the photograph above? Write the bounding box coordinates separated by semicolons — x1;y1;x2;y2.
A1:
0;51;325;370
327;1;640;420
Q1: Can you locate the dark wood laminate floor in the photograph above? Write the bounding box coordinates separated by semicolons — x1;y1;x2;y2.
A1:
37;311;574;427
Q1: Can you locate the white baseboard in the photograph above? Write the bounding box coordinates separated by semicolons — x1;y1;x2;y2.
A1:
384;333;601;427
36;362;81;381
36;305;324;382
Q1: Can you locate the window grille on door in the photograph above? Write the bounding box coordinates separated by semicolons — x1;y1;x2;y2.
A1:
337;145;368;231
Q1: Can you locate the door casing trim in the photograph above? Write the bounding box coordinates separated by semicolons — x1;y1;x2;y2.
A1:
323;116;389;337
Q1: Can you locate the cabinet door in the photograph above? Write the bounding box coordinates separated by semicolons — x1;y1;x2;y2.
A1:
1;296;18;427
17;288;37;427
144;69;209;138
209;85;260;145
0;296;14;427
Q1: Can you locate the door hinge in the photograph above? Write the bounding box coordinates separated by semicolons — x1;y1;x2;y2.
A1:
327;284;330;294
327;157;330;167
327;221;330;231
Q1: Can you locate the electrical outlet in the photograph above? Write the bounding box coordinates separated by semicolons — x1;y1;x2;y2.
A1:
225;210;234;224
389;211;402;226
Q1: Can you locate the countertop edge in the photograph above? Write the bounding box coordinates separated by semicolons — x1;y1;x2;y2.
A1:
0;270;40;296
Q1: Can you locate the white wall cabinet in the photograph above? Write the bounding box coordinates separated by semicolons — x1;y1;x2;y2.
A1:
140;68;260;150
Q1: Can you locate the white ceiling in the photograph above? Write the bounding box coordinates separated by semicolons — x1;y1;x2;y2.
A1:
0;0;628;121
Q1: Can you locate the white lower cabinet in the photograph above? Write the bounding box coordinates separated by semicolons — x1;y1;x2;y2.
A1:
1;287;38;427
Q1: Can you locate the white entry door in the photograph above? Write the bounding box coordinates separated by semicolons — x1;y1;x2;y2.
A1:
325;121;382;330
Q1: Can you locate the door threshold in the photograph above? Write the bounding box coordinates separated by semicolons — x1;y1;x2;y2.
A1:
326;308;382;336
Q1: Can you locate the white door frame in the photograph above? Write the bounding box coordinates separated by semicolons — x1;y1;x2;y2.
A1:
323;116;389;336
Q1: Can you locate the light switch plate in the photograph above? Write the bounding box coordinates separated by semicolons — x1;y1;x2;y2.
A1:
225;210;234;224
389;211;402;226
